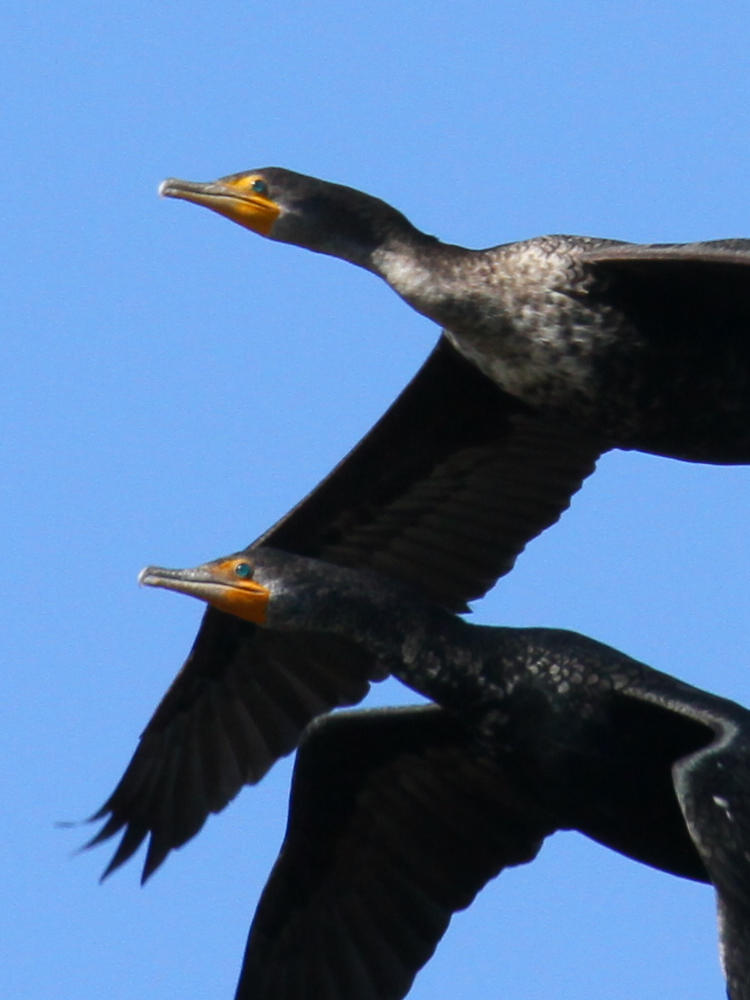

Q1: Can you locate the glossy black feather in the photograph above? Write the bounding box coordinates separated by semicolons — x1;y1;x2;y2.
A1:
236;707;549;1000
90;339;597;879
235;632;750;1000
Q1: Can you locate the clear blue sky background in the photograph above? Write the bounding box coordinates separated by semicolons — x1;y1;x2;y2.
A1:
5;2;750;997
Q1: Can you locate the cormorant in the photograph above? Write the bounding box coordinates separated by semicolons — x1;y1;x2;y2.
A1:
86;168;750;995
118;548;750;999
161;167;750;463
87;340;597;880
92;168;750;884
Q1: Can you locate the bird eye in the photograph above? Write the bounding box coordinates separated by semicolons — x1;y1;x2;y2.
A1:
250;178;269;196
234;562;252;578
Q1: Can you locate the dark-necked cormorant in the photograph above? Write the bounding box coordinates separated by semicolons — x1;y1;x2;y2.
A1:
110;547;750;999
161;167;750;463
87;339;597;880
94;169;750;886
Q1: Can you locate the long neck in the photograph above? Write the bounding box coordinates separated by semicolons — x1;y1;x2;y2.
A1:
368;230;490;333
270;556;509;709
298;198;490;334
333;585;479;707
283;192;501;335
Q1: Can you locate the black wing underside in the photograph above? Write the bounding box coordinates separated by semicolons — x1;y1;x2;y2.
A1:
90;337;600;879
88;622;387;881
583;242;750;345
259;335;602;611
563;688;711;882
234;669;750;1000
235;706;551;1000
583;241;750;462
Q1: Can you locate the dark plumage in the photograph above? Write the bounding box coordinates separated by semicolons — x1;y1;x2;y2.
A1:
87;169;750;994
89;171;750;883
87;338;597;881
96;166;750;885
97;548;750;999
162;167;750;462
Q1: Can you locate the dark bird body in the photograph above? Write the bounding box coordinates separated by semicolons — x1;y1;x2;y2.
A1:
87;340;599;881
95;171;750;870
162;168;750;462
101;547;750;999
87;171;750;995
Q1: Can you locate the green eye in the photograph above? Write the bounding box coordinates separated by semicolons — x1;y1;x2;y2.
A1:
234;562;252;578
250;178;268;195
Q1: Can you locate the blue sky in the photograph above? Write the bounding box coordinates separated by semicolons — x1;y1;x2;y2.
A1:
5;2;750;997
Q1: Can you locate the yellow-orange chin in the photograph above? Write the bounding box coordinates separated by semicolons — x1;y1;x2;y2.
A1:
138;556;270;624
159;174;281;236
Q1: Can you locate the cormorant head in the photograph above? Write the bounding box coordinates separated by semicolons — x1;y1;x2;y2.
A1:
138;546;350;628
159;167;415;267
139;550;273;624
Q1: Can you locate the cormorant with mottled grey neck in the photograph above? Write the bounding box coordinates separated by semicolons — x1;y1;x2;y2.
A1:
92;546;750;1000
161;167;750;462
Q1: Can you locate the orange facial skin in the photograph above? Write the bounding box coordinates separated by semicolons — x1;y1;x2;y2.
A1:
159;174;281;236
138;556;270;624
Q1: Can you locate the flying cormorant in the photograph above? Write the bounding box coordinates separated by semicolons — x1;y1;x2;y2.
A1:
93;168;750;884
85;168;750;995
161;167;750;463
113;548;750;1000
88;340;597;880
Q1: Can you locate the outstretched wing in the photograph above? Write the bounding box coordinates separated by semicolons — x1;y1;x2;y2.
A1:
582;241;750;462
90;337;599;879
259;335;601;610
87;620;388;882
235;706;552;1000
